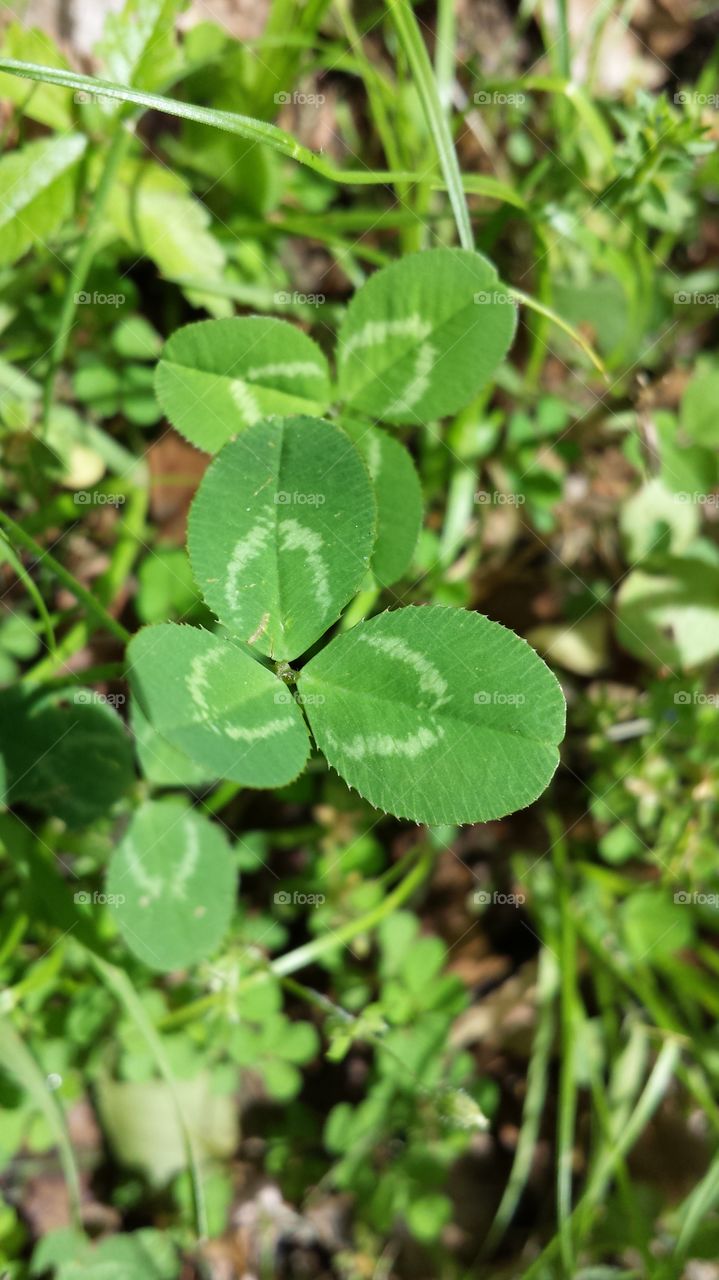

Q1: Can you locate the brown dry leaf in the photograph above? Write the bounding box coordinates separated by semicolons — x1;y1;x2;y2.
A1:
21;1173;73;1237
147;430;209;544
535;0;667;91
181;0;270;42
450;960;539;1055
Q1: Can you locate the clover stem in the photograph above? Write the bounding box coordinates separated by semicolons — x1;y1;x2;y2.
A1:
157;845;434;1031
42;124;133;431
0;510;131;646
275;661;298;684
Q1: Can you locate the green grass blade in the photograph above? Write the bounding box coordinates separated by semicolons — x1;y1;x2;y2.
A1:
482;947;558;1255
0;530;57;655
0;58;416;186
510;286;609;379
0;510;131;646
434;0;456;115
522;1039;680;1278
555;831;579;1275
88;953;208;1240
384;0;473;249
0;1016;83;1227
43;125;132;429
451;174;528;209
675;1149;719;1259
252;0;333;116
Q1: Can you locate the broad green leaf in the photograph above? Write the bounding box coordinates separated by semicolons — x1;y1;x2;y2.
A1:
336;249;516;425
552;274;629;361
188;417;376;660
620;888;693;963
0;25;72;129
96;0;181;100
681;364;719;446
620;478;698;562
33;1227;179;1280
406;1192;453;1243
106;800;236;971
528;615;609;676
155;318;331;453
96;1069;237;1184
0;133;86;268
131;701;211;789
352;426;422;586
652;410;718;495
107;159;227;317
0;686;134;828
63;1234;177;1280
73;359;160;426
128;624;310;785
135;547;206;625
299;606;565;824
112;314;163;360
616;556;719;669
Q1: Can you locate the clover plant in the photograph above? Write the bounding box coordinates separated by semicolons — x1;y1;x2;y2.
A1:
128;247;565;847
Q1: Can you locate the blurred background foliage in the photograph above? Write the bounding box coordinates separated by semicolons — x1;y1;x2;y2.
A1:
0;0;719;1276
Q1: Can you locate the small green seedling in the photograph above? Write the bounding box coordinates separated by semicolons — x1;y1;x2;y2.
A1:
131;247;566;827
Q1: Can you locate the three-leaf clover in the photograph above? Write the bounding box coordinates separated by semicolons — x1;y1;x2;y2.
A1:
130;247;564;826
